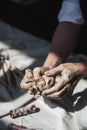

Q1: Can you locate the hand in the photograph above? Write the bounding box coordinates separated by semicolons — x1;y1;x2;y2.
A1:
42;63;80;99
20;66;49;95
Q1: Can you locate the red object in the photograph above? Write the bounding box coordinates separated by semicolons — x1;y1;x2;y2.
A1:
10;105;39;118
8;123;36;130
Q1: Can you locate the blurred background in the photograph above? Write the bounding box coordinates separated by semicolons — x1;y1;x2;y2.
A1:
0;0;61;41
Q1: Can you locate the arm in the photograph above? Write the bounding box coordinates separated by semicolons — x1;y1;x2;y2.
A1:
43;0;84;68
43;22;81;68
20;0;85;95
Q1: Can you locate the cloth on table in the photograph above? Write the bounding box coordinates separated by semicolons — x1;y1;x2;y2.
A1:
0;21;87;130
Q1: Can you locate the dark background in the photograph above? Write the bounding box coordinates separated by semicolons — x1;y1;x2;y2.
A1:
0;0;87;54
0;0;61;41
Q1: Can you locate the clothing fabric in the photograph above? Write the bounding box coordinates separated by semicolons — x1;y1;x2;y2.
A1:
58;0;84;25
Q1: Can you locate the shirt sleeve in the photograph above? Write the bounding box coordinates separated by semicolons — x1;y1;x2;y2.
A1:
58;0;84;25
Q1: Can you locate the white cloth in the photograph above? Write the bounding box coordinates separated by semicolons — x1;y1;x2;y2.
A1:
58;0;84;25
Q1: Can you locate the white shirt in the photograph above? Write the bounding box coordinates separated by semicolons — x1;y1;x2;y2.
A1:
58;0;84;25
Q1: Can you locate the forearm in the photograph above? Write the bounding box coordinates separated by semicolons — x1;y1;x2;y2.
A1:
43;22;81;68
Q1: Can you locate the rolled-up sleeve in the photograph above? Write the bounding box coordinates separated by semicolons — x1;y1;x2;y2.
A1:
58;0;84;25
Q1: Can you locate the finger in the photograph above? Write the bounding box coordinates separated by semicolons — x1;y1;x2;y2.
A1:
25;69;34;82
20;78;33;89
20;80;28;88
25;69;33;79
42;78;67;96
33;67;49;79
33;67;42;79
44;64;64;76
46;83;71;99
21;74;32;85
20;75;35;89
21;69;34;86
40;66;49;74
26;81;36;89
62;83;72;98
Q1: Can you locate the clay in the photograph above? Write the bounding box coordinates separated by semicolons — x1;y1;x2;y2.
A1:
24;68;55;95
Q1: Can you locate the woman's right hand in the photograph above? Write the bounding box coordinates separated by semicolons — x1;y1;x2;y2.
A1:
20;66;49;95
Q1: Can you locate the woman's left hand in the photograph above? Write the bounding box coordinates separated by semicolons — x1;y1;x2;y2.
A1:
42;63;80;99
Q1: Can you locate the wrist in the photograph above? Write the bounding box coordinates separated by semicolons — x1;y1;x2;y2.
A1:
43;52;63;69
